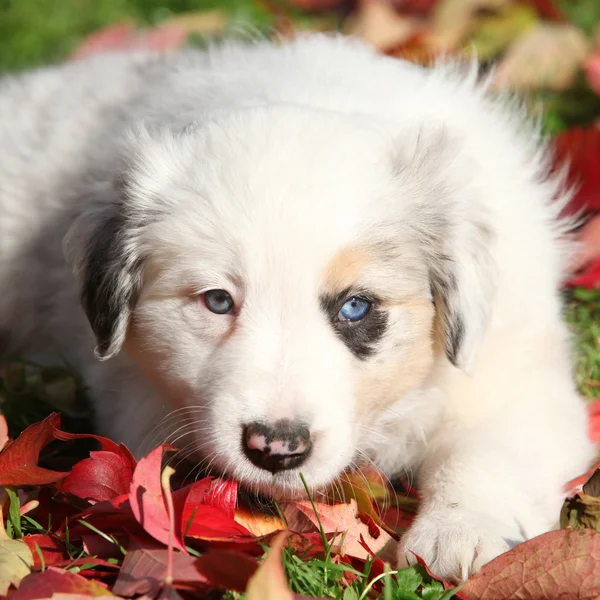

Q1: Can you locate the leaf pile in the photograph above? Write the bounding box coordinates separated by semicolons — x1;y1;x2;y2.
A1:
0;407;599;599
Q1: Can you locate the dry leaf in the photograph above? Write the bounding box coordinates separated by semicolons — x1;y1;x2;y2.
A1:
283;499;392;558
344;0;422;51
0;527;33;595
585;52;600;96
245;532;294;600
161;10;229;36
461;529;600;599
234;506;285;537
465;4;538;61
432;0;511;50
492;23;589;91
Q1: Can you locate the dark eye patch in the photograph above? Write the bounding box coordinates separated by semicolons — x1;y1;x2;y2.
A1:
319;289;388;360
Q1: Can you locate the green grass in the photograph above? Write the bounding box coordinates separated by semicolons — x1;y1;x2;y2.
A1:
566;289;600;400
0;0;278;71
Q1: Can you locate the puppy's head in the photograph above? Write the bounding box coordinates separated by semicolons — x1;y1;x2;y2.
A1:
67;106;494;496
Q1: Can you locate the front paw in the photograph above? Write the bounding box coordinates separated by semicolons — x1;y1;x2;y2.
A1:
397;509;514;582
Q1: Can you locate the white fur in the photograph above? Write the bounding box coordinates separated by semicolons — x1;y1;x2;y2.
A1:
0;34;594;580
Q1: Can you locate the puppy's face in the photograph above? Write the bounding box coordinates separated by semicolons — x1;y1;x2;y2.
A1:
71;106;493;497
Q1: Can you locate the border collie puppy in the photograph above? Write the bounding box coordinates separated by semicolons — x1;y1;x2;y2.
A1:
0;33;594;580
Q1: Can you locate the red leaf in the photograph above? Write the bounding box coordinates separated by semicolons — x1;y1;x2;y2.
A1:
0;413;70;486
12;567;116;599
566;258;600;289
461;529;600;599
62;451;135;503
36;487;82;532
113;534;207;597
71;22;188;60
554;128;600;215
128;445;187;553
194;549;259;592
52;429;136;469
22;534;66;567
176;478;253;541
204;479;238;519
588;399;600;447
184;504;253;541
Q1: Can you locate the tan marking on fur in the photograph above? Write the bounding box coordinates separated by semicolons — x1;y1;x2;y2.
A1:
355;297;436;418
322;246;370;292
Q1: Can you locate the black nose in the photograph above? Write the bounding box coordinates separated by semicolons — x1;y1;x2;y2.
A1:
242;419;312;474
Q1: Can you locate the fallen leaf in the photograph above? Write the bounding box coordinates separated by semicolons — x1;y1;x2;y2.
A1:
178;479;253;541
585;52;600;99
461;529;600;599
0;413;70;486
234;506;285;537
0;516;33;595
588;400;600;447
560;491;600;530
554;128;600;214
492;23;589;91
22;533;66;568
569;215;600;274
329;473;401;541
184;504;254;541
283;499;392;559
160;10;229;36
246;532;294;600
584;467;600;497
432;0;511;50
195;548;259;592
465;4;538;61
11;567;116;599
567;259;600;289
129;445;187;553
113;535;206;597
62;451;135;504
71;22;188;60
344;0;422;51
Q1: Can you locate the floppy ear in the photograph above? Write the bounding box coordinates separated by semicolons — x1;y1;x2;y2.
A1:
395;126;496;373
64;180;145;361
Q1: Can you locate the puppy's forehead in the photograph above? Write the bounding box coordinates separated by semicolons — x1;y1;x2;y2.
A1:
138;107;412;287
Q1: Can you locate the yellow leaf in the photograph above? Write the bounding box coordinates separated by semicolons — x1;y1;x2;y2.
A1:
432;0;511;50
235;506;285;537
161;10;229;36
0;522;33;595
492;23;590;91
245;532;294;600
344;0;422;51
465;4;539;61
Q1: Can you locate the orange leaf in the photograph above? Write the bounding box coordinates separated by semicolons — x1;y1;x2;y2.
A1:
461;529;600;600
283;499;391;559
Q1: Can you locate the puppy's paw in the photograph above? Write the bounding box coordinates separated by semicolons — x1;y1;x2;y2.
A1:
397;509;514;582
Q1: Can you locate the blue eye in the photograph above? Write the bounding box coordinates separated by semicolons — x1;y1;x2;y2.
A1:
204;289;234;315
338;297;372;322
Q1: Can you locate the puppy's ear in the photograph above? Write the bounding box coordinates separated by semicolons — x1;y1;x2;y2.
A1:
64;180;144;361
395;126;496;373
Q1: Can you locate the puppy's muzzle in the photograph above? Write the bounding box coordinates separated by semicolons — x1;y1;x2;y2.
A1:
242;419;312;474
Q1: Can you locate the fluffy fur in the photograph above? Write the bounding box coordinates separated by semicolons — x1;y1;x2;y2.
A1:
0;33;595;580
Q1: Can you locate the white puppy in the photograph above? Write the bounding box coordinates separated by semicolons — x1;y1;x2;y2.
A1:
0;33;594;580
